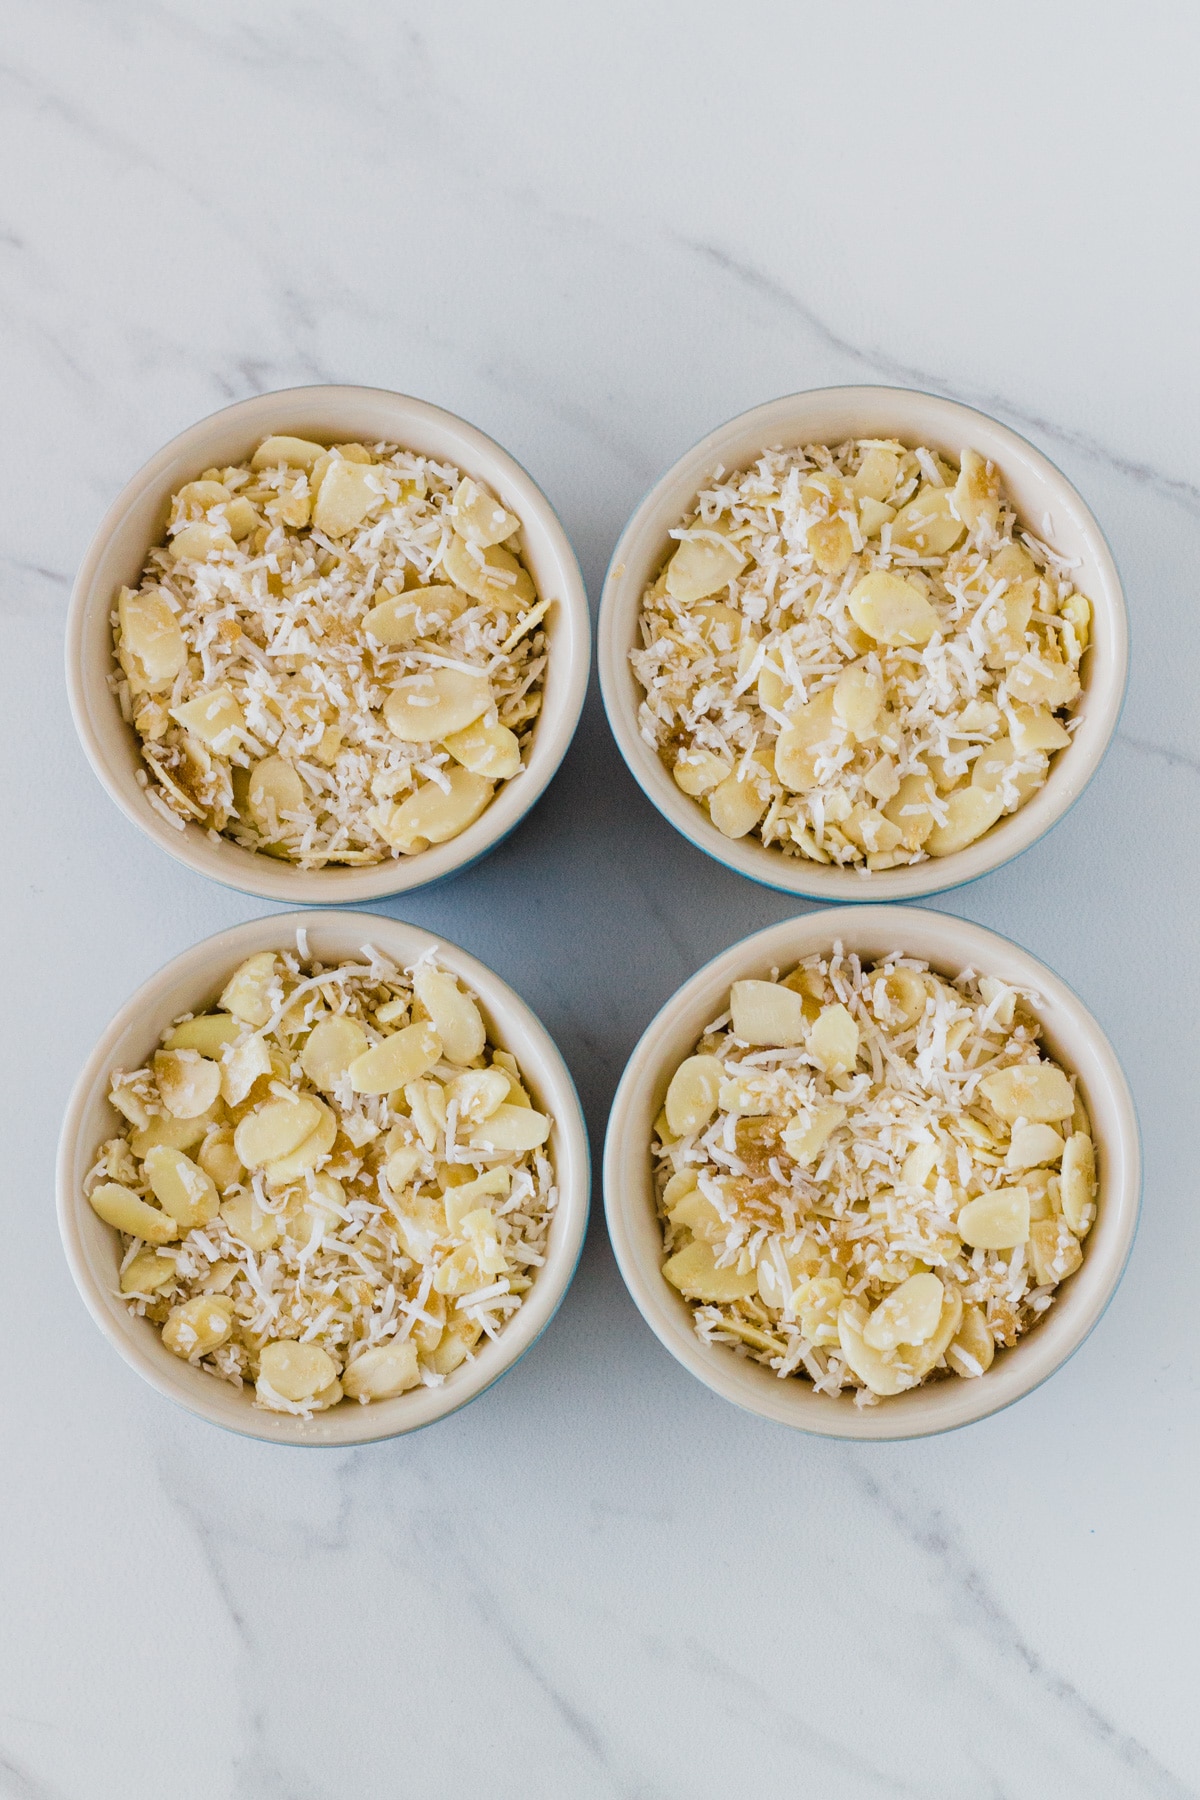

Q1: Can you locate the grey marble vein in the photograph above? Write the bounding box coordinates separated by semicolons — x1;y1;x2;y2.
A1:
1118;733;1200;776
341;1448;647;1797
0;1750;69;1800
849;1461;1195;1799
665;1639;924;1798
683;239;1200;516
4;5;1199;1797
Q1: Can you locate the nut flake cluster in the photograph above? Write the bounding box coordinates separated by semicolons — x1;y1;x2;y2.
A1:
655;949;1096;1403
632;441;1091;869
113;435;549;869
85;940;556;1414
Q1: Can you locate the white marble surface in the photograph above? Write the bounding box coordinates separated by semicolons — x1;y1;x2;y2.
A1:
4;3;1198;1795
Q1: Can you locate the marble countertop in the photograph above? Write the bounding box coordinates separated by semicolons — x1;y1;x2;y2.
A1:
5;4;1198;1795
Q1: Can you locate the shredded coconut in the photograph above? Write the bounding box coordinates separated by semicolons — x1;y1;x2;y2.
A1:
655;947;1096;1404
112;440;547;868
86;939;557;1412
632;440;1091;869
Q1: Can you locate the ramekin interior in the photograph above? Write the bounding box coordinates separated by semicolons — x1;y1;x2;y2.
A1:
57;912;591;1445
67;386;591;903
603;906;1139;1440
598;386;1127;901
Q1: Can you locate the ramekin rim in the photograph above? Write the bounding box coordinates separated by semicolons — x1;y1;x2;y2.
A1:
602;903;1141;1440
597;383;1128;902
57;908;592;1445
65;383;592;904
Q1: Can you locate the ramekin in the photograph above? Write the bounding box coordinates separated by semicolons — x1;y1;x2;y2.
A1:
603;906;1139;1440
57;911;590;1445
67;385;591;903
598;386;1127;901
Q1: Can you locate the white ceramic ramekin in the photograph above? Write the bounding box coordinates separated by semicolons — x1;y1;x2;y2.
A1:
599;386;1127;901
67;385;591;903
603;907;1139;1440
57;912;590;1445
